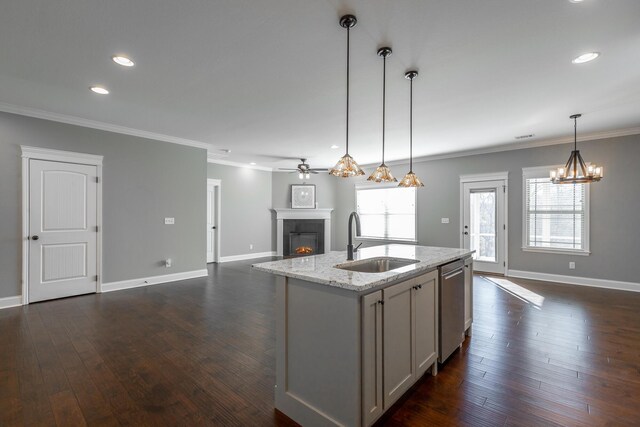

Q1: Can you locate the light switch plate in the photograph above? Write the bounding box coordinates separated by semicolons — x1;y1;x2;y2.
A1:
164;217;175;225
569;262;575;270
441;218;450;224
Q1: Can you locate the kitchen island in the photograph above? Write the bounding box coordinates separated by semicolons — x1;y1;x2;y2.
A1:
253;244;474;427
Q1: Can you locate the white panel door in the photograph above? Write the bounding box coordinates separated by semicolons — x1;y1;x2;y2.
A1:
462;180;506;275
206;182;216;263
29;159;98;302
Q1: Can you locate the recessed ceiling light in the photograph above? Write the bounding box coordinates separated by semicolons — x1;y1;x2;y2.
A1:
330;145;339;149
568;0;584;3
249;162;256;166
90;86;109;95
112;56;135;67
572;52;599;64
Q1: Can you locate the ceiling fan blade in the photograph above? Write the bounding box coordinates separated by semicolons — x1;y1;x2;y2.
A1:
278;168;298;171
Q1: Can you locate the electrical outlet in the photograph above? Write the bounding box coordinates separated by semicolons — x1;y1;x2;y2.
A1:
569;262;575;270
441;218;450;224
165;258;172;268
249;244;254;250
164;217;175;225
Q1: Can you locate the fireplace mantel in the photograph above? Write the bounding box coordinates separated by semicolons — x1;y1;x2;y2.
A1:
273;209;333;256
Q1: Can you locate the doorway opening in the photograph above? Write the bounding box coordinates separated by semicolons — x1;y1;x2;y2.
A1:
207;179;221;263
460;172;508;275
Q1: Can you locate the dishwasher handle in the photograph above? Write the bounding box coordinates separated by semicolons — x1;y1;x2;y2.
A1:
442;267;464;280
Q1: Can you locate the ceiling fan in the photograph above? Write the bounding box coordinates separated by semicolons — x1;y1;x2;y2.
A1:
279;158;327;179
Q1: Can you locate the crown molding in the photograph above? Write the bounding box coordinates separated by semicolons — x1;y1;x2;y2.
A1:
0;102;211;150
366;126;640;168
207;155;273;172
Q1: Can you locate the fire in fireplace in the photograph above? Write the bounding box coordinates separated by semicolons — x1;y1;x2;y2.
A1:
288;232;318;257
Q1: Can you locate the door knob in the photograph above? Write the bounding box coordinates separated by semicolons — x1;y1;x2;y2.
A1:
463;232;468;235
31;235;39;240
212;226;216;229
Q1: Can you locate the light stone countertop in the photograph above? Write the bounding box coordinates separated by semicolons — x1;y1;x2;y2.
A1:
252;244;474;292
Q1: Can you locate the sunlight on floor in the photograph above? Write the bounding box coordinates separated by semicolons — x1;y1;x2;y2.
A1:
482;276;545;308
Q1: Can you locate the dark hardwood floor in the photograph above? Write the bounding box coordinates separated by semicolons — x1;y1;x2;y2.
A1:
1;260;639;426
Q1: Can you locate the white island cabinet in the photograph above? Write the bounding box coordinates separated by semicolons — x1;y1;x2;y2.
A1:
253;244;473;427
363;270;438;425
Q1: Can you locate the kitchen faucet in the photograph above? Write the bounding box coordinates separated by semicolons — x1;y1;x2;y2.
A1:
347;211;362;261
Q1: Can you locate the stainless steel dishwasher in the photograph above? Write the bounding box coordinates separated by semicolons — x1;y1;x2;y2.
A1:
438;259;465;363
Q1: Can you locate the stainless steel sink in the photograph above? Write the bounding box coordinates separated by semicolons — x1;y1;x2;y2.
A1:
335;257;419;273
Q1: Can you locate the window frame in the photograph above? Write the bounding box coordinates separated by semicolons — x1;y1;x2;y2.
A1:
354;183;418;244
521;166;590;256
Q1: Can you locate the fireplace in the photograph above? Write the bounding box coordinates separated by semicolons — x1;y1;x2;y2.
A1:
283;219;324;258
274;209;333;257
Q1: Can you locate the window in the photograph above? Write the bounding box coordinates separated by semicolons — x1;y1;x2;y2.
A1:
522;167;589;254
355;185;416;242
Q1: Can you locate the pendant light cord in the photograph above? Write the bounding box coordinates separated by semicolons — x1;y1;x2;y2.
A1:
382;54;386;164
574;116;577;152
573;116;578;177
345;26;350;155
409;77;413;172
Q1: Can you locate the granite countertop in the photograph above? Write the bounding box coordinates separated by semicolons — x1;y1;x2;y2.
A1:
252;244;474;292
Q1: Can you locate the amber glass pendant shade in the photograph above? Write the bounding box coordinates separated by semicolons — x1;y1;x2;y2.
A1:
329;153;366;177
398;171;424;188
367;163;396;183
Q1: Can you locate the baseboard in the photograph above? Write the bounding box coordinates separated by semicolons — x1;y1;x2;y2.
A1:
507;269;640;293
219;251;277;263
101;269;208;293
0;295;23;310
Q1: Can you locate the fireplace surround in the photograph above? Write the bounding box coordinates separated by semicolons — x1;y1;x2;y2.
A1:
274;208;333;257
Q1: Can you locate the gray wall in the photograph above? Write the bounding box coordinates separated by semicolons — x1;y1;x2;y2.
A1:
0;111;207;298
272;172;337;210
207;163;273;257
332;134;640;284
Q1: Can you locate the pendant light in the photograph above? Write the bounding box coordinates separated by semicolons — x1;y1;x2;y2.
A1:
550;114;603;184
398;71;424;187
329;15;366;177
368;47;397;183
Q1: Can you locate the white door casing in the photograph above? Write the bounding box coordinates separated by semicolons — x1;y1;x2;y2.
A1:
22;146;103;303
206;179;221;263
460;173;508;275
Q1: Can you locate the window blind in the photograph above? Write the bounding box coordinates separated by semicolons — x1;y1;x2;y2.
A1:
524;177;586;250
356;186;416;241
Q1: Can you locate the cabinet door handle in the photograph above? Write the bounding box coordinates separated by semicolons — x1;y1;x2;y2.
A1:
378;300;384;305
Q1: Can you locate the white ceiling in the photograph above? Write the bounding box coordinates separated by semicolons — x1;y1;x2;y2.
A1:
1;0;639;169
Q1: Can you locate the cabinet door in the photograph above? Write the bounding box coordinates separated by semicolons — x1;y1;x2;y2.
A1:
414;271;438;378
383;280;415;410
362;291;383;426
464;258;474;334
